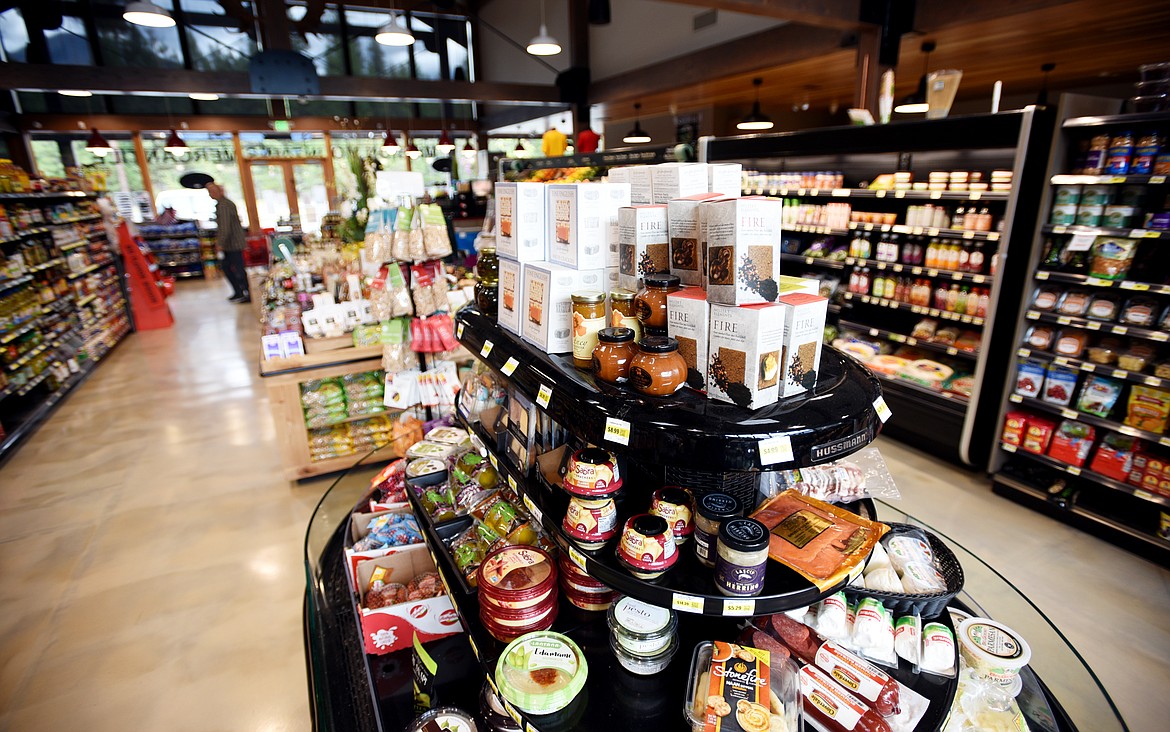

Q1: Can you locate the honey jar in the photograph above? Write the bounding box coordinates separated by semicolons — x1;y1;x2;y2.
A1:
628;336;687;397
609;289;642;342
634;273;681;329
592;327;637;384
571;291;607;369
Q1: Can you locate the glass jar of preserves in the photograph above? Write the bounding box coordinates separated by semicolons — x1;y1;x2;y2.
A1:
693;492;742;568
714;517;769;597
628;336;687;396
476;246;499;281
571;291;607;369
592;327;636;384
609;289;642;343
474;279;499;315
634;273;681;330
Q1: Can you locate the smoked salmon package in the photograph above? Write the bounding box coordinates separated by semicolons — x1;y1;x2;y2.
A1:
750;490;889;590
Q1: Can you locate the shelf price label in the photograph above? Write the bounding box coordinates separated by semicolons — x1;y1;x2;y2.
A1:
501;357;520;376
480;340;494;358
1112;369;1129;379
1002;442;1017;453
468;635;480;659
758;435;794;466
488;451;499;469
1134;489;1155;502
536;384;553;408
723;599;756;616
831;188;850;197
1060;408;1078;420
603;416;632;446
1154;332;1170;343
1120;281;1150;291
929;191;942;200
1146;376;1163;386
969;190;983;200
1068;233;1095;251
456;322;465;339
1085;321;1101;330
875;190;887;198
567;545;588;570
522;493;543;523
504;701;522;725
1112;325;1127;335
1017;348;1030;357
1085;277;1109;287
1152;176;1167;185
873;397;893;424
963;230;975;239
487;675;499;694
508;475;518;491
672;593;705;614
1160;437;1170;448
1066;466;1081;476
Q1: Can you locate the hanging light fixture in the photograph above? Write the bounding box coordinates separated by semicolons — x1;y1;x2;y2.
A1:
526;0;562;56
189;93;219;102
123;1;176;28
461;138;476;158
375;5;415;47
895;41;935;114
383;131;401;154
737;78;774;131
622;103;651;144
405;139;421;159
164;129;188;156
516;139;528;154
85;129;114;157
58;90;92;97
436;129;455;154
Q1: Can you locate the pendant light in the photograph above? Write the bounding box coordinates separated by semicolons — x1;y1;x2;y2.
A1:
58;90;92;97
189;93;219;102
461;138;476;158
164;129;188;156
622;103;651;144
894;41;935;114
123;1;176;28
437;129;455;154
526;0;562;56
737;78;774;131
375;6;415;47
383;131;401;154
85;129;114;157
405;139;421;159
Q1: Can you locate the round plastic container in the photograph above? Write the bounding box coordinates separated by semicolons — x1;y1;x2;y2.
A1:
564;587;618;611
609;632;678;675
561;574;613;594
649;487;695;544
562;496;618;549
406;706;479;732
562;447;623;497
478;546;558;611
957;617;1032;691
607;595;678;656
480;682;521;732
495;631;589;715
480;601;559;643
616;514;678;580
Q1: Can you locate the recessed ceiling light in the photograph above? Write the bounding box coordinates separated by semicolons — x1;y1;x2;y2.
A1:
123;1;176;28
58;90;92;97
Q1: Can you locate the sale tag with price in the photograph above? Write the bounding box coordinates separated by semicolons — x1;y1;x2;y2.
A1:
567;545;588;570
522;493;543;522
501;357;519;376
456;322;465;339
758;435;794;466
723;599;756;616
604;416;632;446
536;384;553;408
873;396;893;423
480;340;494;358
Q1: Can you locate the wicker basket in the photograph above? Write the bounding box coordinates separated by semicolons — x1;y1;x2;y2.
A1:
843;522;964;619
664;465;758;509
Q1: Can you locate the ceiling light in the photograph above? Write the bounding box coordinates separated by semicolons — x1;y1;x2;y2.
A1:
375;15;415;46
737;78;774;131
405;140;421;159
58;90;92;97
189;93;219;101
164;129;188;156
436;130;455;154
123;1;176;28
527;0;561;56
85;129;114;157
622;103;651;144
461;139;476;158
895;41;934;114
383;132;401;154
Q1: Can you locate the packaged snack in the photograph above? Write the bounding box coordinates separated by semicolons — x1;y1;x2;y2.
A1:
1157;361;1170;379
1087;294;1121;321
1002;411;1028;446
1048;420;1096;467
955;330;981;352
1126;385;1170;433
1042;365;1078;406
1077;375;1122;418
1121;296;1159;327
1161;304;1170;331
1031;286;1061;311
1086;338;1122;365
1021;416;1056;454
1118;343;1155;371
1089;237;1137;280
911;318;938;339
1025;325;1055;350
420;204;454;258
1090;433;1139;481
1015;359;1046;398
945;373;975;398
700;641;774;732
931;326;959;345
1056;291;1091;317
1053;330;1088;358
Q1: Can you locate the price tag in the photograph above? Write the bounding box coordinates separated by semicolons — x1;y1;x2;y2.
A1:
672;593;705;613
927;228;940;236
876;262;886;270
1161;436;1170;448
1052;226;1068;234
504;701;522;724
769;187;778;196
988;233;1000;241
1017;348;1030;357
1081;363;1096;372
723;599;757;616
457;322;465;339
526;723;540;732
501;357;519;376
869;328;879;336
487;675;499;694
891;333;906;342
929;308;941;317
480;340;494;358
908;337;919;346
1119;425;1141;438
1067;466;1081;476
1060;408;1078;420
805;256;815;265
1085;277;1109;287
1036;271;1050;280
604;416;632;446
951;272;962;281
1112;369;1129;379
1113;325;1128;335
911;306;923;314
1120;281;1151;291
832;189;850;197
930;191;942;200
963;230;975;239
912;227;924;235
1068;233;1095;251
536;384;553;408
1002;442;1017;452
1057;316;1072;325
1134;489;1155;501
1152;176;1167;185
1143;230;1163;239
876;190;887;198
970;191;983;200
1085;321;1101;330
947;347;958;356
567;545;588;570
927;269;939;277
809;189;819;197
508;475;518;491
1107;176;1127;184
912;267;923;275
1054;357;1070;366
1155;332;1170;342
1010;394;1022;403
873;396;893;423
468;635;480;659
961;315;973;324
758;435;794;466
1147;376;1164;386
522;493;543;522
488;451;499;469
864;223;874;231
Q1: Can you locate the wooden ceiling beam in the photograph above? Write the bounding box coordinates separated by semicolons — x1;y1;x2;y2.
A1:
653;0;866;31
914;0;1079;32
17;114;471;134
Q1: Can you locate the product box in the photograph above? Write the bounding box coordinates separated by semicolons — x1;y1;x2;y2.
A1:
651;163;709;204
607;166;631;187
667;288;710;391
708;163;743;197
497;258;526;334
547;183;631;271
629;166;654;205
521;261;606;353
495;182;547;261
707;302;785;410
345;507;427;590
705;197;783;305
1001;411;1028;446
1047;420;1095;467
355;550;464;655
778;275;820;297
668;193;723;286
1089;434;1137;482
617;205;670;291
1021;416;1056;455
777;293;828;398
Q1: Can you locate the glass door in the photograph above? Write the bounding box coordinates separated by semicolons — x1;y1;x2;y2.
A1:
292;162;329;236
249;162;293;231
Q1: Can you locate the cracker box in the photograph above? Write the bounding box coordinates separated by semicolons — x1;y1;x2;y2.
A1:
547;183;631;271
605;266;621;294
607;166;631;187
497;258;526;334
667;288;710;391
521;261;606;353
668;193;723;286
708;303;785;410
355;550;463;655
495;182;547;261
708;163;743;198
777;293;829;398
629;166;655;205
652;163;709;204
703;641;772;732
618;205;670;291
705;197;783;305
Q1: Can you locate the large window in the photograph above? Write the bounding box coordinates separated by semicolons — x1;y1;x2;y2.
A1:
182;0;257;72
94;0;182;68
30;133;152;221
0;7;28;61
142;132;248;227
289;2;345;76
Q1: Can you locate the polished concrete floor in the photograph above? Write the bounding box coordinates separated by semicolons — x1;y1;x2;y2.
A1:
0;280;1166;731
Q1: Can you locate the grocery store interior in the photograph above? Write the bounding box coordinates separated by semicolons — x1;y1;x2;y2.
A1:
1;1;1170;731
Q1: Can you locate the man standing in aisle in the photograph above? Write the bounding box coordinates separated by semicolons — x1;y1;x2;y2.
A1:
206;181;250;303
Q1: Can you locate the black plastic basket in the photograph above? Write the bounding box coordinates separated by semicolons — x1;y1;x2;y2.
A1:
843;522;964;619
664;465;758;509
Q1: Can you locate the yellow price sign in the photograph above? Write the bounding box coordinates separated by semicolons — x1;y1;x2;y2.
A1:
603;416;632;446
722;599;756;616
672;594;705;614
873;396;893;424
501;357;519;376
480;340;494;358
758;435;794;466
456;322;465;339
536;384;553;408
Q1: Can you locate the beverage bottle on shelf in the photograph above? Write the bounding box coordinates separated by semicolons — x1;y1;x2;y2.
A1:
858;267;870;295
849;268;860;293
920;279;933;306
957;287;970;315
969;241;985;274
873;273;885;297
1105;131;1135;175
925;238;939;269
946;284;960;312
958;240;972;272
991;251;999;277
895;278;907;303
934;283;948;310
976;208;992;232
1132;132;1161;175
977;290;990;318
883;276;895;300
861;232;873;260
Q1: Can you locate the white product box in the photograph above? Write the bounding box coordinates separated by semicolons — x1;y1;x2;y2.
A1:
652;163;710;204
617;205;670;292
779;275;820;296
497;258;526;334
355;550;463;655
521;261;607;353
707;303;785;410
629;166;655;205
705;197;783;305
668;193;723;286
547;183;630;271
608;167;631;186
667;288;710;391
605;266;621;294
708;163;743;197
495;182;547;261
777;293;829;398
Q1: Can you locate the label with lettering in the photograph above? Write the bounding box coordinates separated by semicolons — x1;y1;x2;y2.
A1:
480;340;494;358
873;396;893;423
536;384;553;408
603;416;632;446
758;435;794;466
502;357;519;376
671;593;704;613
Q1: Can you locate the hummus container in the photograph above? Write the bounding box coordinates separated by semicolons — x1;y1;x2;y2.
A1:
562;447;623;497
481;601;558;642
564;586;618;611
609;632;678;675
616;514;678;580
425;426;470;445
480;681;522;732
957;617;1032;692
406;707;478;732
562;575;614;596
607;595;678;656
406;457;447;482
649;487;695;544
562;496;618;549
495;631;589;715
478;546;558;611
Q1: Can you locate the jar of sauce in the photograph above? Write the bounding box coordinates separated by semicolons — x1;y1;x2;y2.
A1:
592;327;636;384
475;279;499;315
571;291;607;369
628;336;687;396
714;517;769;597
476;246;500;281
609;289;642;342
693;492;742;568
634;273;681;330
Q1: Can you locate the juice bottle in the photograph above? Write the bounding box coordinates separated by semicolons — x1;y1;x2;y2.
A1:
883;276;895;300
977;290;990;318
946;285;960;312
934;284;948;310
925;239;939;269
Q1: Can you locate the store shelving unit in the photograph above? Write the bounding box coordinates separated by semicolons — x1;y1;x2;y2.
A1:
137;222;205;279
703;110;1056;466
989;97;1170;564
498;144;680;182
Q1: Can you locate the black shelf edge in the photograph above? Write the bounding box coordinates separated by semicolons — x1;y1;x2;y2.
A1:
1062;111;1170;129
874;371;970;413
454;305;886;472
844;258;993;286
1006;393;1170;449
1014;346;1170;390
842;292;986;326
1024;309;1170;344
780;252;846;270
839;319;979;361
1042;223;1170;241
1034;269;1170;295
998;441;1170;509
749;188;1011;202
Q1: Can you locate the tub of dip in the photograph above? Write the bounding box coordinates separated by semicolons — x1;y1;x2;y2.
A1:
478;546;557;611
495;631;589;715
406;706;478;732
956;617;1032;693
607;595;678;657
609;632;678;676
480;598;559;642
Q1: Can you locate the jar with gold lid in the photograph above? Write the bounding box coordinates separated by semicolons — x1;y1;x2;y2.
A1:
571;291;607;369
628;336;687;396
609;289;642;342
634;274;681;330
